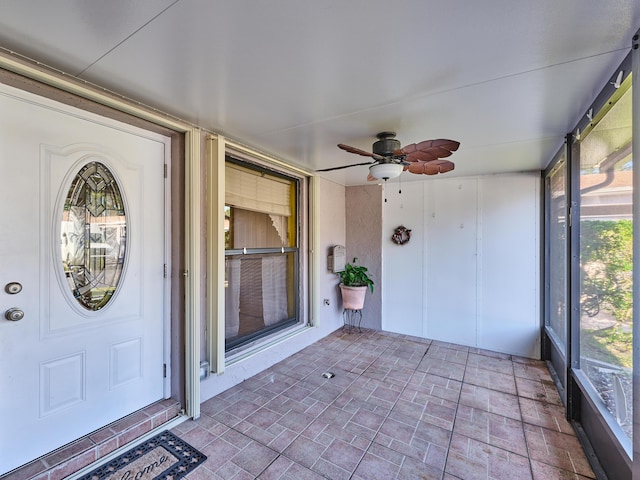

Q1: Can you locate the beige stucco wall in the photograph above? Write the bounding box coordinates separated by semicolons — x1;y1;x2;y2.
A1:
345;184;383;330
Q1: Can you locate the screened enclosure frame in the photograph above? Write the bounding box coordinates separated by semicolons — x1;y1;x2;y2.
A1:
543;142;569;402
543;48;636;480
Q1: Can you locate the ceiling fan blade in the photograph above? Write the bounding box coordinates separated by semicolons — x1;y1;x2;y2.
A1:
316;160;376;172
338;143;376;157
367;173;377;182
427;160;455;175
406;159;455;175
405;150;440;162
338;144;386;161
395;139;460;162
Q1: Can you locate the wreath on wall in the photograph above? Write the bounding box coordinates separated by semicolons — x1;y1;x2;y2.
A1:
391;225;412;246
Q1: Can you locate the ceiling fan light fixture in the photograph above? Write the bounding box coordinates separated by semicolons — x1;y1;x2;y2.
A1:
330;133;459;179
369;163;403;180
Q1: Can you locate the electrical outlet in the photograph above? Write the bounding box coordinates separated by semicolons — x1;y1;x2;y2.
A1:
323;298;330;306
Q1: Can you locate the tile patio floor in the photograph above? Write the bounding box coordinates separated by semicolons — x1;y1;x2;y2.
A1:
172;328;596;480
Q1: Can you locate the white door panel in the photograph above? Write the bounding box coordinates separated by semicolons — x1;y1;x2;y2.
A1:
0;83;169;475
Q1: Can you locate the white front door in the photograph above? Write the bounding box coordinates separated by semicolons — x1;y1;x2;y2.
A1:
0;83;169;475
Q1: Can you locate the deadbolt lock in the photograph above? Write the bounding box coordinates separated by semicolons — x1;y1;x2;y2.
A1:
5;282;22;295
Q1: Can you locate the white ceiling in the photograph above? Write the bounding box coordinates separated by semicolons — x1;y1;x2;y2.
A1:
0;1;637;185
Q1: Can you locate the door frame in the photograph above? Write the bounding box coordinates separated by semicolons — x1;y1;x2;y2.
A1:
0;51;202;420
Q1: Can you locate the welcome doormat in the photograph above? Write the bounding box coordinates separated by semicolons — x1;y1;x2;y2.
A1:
78;430;207;480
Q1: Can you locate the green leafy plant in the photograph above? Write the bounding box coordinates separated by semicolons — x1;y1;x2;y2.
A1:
580;220;632;322
337;257;374;293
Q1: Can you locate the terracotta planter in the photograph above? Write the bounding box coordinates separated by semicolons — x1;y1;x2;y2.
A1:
339;284;367;310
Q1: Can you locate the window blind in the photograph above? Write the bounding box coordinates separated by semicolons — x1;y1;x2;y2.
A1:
225;163;291;216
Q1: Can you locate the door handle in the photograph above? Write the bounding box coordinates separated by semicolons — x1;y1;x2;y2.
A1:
5;308;24;321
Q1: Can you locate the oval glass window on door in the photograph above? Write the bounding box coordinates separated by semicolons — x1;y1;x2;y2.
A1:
61;161;127;311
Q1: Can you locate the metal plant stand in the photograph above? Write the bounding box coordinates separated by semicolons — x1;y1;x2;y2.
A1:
343;308;362;333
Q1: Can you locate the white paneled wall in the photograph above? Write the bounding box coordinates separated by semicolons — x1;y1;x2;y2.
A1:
425;178;478;346
382;174;540;358
381;181;425;337
477;176;540;357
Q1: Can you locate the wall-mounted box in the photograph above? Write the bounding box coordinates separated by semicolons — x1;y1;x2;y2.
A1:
327;245;346;273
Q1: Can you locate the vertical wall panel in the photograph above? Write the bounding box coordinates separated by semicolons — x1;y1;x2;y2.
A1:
425;178;478;345
382;181;425;336
478;174;540;357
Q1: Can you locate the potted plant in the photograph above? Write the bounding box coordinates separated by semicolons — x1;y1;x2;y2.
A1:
337;258;374;310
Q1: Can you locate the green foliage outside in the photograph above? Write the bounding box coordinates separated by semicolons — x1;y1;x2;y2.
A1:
580;220;633;322
581;325;632;368
580;219;633;369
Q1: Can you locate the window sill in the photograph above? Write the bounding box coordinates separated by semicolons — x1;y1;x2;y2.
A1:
224;322;311;367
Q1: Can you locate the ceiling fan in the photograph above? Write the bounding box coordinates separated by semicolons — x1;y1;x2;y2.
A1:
317;132;460;180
